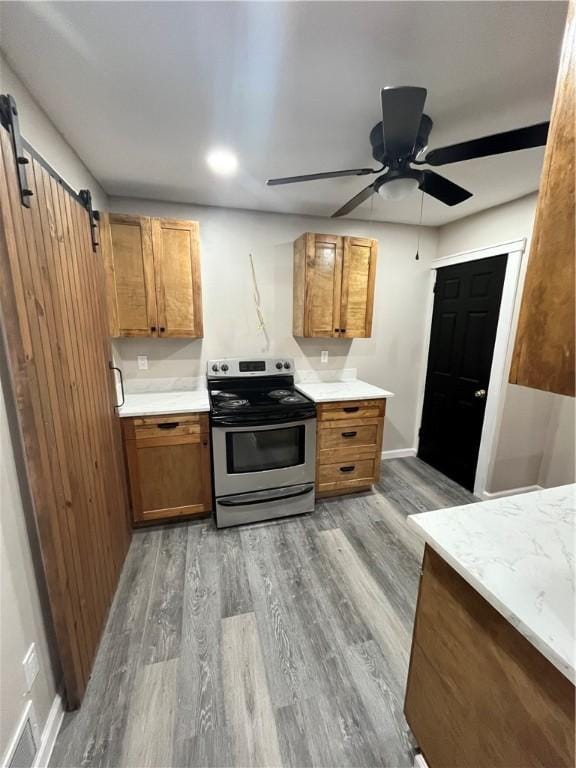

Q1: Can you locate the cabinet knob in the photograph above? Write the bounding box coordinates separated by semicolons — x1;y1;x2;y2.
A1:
334;328;341;333
160;326;166;333
151;325;156;332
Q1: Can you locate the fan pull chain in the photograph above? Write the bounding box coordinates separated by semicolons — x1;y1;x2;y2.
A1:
415;189;425;261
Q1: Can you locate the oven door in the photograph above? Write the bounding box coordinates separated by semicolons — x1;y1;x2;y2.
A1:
211;418;316;497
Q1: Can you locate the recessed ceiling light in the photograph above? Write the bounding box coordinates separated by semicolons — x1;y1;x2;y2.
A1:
206;148;238;176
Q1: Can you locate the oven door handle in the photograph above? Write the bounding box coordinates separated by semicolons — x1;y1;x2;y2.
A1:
219;484;314;507
212;410;316;427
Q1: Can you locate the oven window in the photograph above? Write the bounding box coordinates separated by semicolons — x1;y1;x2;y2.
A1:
226;425;305;473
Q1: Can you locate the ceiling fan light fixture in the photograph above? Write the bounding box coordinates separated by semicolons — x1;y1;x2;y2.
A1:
377;176;420;201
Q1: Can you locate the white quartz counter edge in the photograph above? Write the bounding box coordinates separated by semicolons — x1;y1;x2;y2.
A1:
118;390;210;418
295;379;394;403
408;486;576;683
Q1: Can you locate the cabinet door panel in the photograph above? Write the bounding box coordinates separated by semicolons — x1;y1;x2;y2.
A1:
340;237;377;338
126;432;212;523
103;214;156;336
152;218;203;338
304;233;342;337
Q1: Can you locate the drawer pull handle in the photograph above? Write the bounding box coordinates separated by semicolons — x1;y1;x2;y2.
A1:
342;431;357;438
343;406;359;413
157;422;179;429
340;465;356;473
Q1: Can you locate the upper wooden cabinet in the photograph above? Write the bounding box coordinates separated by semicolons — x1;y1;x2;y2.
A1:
509;2;575;396
101;213;203;338
293;233;377;338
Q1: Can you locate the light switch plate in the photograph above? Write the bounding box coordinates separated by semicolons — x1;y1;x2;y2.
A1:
137;355;149;371
22;643;39;692
321;350;328;363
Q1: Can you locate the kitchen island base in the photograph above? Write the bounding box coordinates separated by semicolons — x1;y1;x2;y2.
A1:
405;546;575;768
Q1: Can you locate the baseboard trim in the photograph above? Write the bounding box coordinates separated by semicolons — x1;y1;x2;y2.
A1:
480;485;542;501
381;448;417;460
33;692;64;768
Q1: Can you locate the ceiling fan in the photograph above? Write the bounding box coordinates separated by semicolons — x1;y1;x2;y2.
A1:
266;86;549;218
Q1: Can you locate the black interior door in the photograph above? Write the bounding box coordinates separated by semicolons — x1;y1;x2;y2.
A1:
418;255;507;491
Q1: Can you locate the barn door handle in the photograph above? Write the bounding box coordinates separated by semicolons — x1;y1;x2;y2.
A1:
474;389;487;399
109;362;125;409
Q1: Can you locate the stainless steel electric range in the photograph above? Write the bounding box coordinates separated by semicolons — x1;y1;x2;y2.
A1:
207;357;316;528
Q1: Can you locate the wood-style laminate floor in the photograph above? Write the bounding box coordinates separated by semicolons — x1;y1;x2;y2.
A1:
50;458;475;768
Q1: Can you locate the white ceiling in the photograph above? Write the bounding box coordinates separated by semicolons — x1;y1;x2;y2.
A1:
0;1;567;225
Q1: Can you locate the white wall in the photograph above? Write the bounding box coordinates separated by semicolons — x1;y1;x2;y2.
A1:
0;55;107;757
437;194;575;493
0;383;58;760
437;193;537;257
110;197;439;452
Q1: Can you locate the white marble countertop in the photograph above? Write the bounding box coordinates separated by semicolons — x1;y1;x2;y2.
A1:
296;379;394;403
118;390;210;418
408;485;576;682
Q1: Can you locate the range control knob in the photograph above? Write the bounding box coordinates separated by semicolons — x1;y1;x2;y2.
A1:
275;361;283;370
283;361;291;369
221;363;229;372
211;364;219;372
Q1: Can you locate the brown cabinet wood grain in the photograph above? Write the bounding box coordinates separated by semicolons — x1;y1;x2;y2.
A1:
293;233;377;338
101;213;203;338
122;413;212;524
509;2;575;396
405;546;575;768
316;399;385;497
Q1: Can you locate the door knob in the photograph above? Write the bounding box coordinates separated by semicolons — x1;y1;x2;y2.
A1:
474;389;487;399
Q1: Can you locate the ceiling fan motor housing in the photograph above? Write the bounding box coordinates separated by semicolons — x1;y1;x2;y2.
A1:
370;114;433;164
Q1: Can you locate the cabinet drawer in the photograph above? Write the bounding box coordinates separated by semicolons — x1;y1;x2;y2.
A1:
319;422;379;459
134;422;201;441
318;458;377;486
318;399;385;422
123;412;209;440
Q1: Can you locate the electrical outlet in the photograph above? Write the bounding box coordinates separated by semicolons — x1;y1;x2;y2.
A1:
137;355;148;371
321;350;328;363
22;643;39;692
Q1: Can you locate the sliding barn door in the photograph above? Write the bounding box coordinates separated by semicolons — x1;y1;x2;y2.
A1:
0;124;131;707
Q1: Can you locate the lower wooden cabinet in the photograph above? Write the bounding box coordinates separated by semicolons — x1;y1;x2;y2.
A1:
316;399;385;497
122;413;212;524
405;547;575;768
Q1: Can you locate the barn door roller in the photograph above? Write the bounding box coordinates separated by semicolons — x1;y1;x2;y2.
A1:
1;93;100;251
0;93;33;207
79;189;100;253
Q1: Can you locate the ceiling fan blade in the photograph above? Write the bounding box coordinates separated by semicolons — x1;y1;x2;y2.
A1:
266;167;377;186
380;86;427;159
423;122;549;166
331;183;376;218
419;171;472;206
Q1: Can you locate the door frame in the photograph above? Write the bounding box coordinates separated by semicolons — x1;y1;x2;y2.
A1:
415;238;526;498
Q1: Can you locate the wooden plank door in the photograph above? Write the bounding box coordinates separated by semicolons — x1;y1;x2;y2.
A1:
340;236;377;338
0;127;131;707
151;217;203;338
100;212;157;337
301;233;343;337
